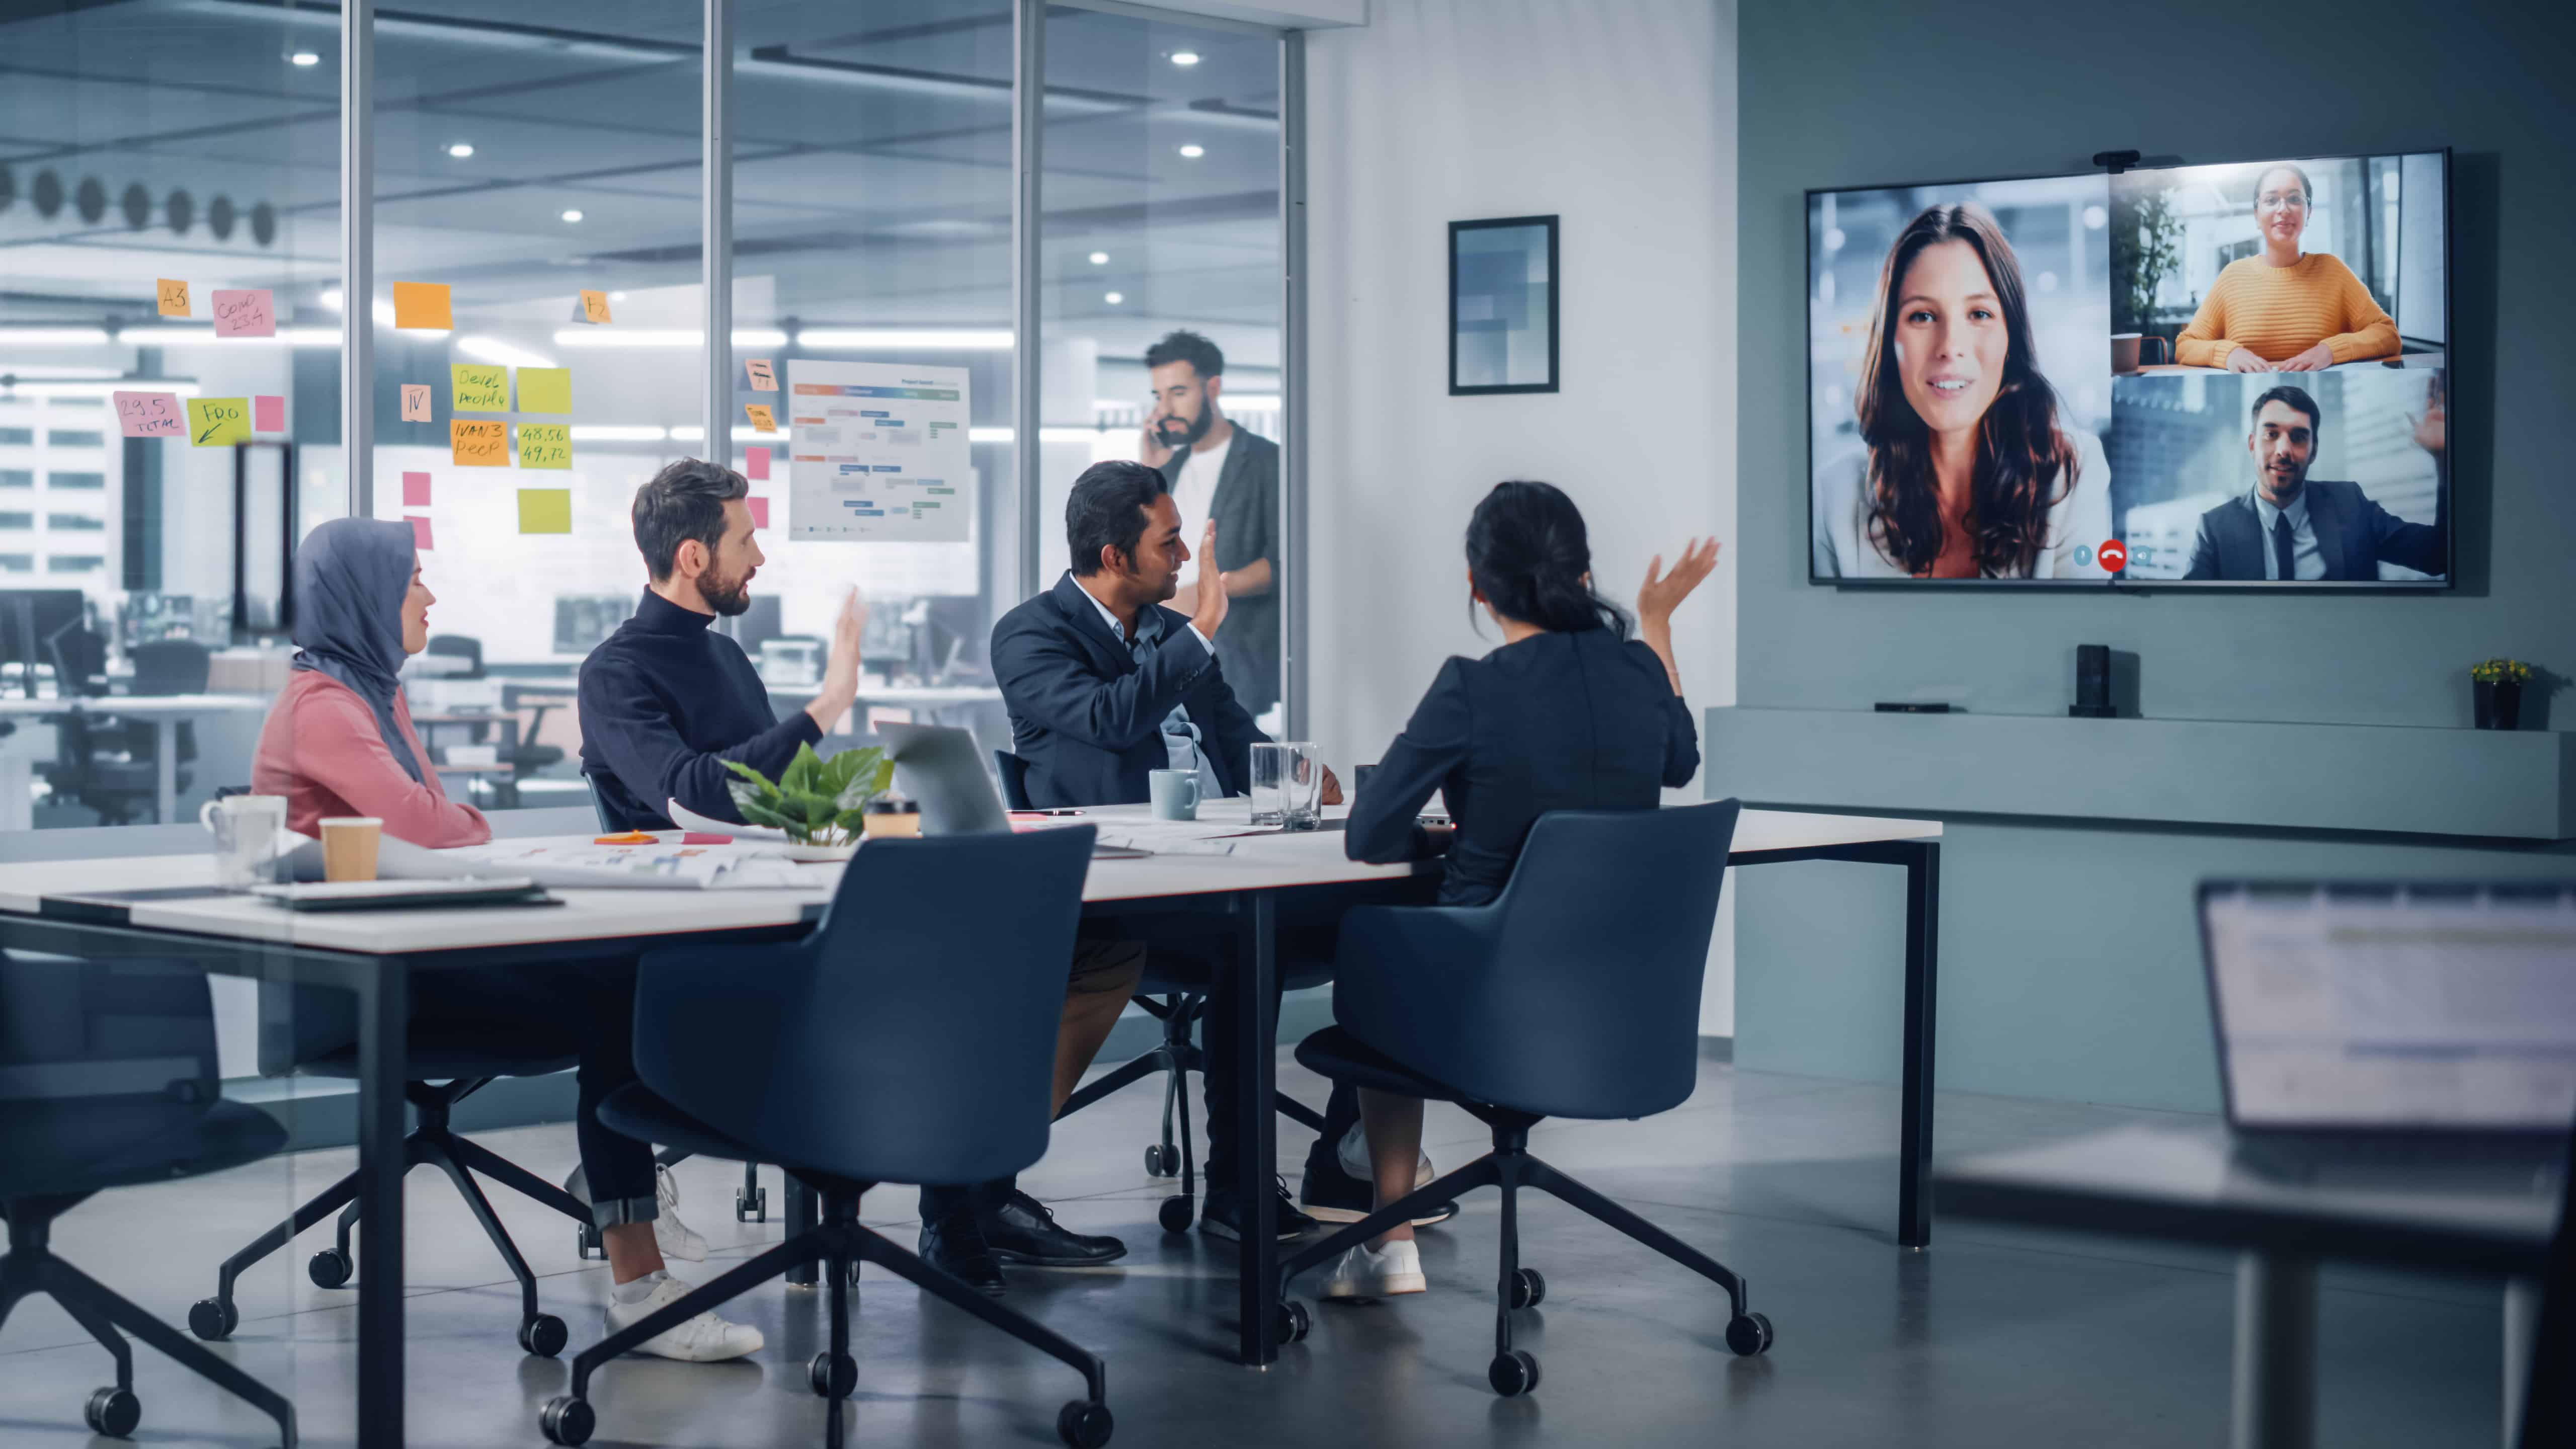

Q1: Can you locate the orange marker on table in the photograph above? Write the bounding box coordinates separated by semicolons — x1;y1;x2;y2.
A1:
593;831;657;845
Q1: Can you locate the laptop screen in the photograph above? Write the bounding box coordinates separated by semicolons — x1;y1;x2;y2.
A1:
2202;883;2576;1131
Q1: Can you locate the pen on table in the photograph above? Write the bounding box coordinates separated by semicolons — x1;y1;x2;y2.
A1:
1009;809;1085;818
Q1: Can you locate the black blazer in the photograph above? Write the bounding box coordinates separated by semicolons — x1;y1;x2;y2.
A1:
1346;629;1701;907
2182;478;2445;581
991;573;1267;809
1166;426;1282;715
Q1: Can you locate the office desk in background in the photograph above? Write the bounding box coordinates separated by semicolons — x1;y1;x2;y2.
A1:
0;691;273;824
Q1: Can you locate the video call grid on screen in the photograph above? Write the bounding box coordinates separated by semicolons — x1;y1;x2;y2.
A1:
1804;150;2450;590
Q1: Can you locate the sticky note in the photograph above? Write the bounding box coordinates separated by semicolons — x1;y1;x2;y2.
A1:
112;391;185;438
401;384;431;422
516;367;571;415
745;358;777;391
254;395;285;432
450;419;508;466
401;471;432;507
746;446;770;480
575;289;611;325
518;489;573;534
391;281;453;330
744;403;777;433
450;364;510;413
515;423;572;469
186;397;251;447
747;496;770;529
407;516;434;551
212;288;276;339
156;279;191;317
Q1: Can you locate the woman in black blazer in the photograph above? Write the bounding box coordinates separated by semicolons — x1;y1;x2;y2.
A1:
1324;480;1719;1301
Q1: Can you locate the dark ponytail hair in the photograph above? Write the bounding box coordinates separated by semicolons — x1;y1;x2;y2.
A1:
1465;481;1631;638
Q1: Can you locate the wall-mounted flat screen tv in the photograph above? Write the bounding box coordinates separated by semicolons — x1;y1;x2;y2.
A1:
1807;150;2449;588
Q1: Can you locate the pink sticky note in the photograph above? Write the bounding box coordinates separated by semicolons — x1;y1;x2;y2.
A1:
407;516;434;551
254;395;285;432
400;383;431;422
211;288;275;339
112;390;186;438
402;471;432;507
746;445;770;480
746;496;770;529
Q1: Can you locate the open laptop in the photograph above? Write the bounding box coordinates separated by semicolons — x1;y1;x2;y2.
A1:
874;722;1146;858
2199;880;2576;1181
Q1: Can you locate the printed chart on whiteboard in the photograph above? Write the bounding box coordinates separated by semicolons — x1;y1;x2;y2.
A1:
786;360;973;542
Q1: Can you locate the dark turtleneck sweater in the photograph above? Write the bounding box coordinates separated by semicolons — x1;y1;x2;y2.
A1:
578;589;821;830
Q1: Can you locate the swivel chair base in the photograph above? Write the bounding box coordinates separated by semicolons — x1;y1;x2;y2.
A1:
5;1193;298;1447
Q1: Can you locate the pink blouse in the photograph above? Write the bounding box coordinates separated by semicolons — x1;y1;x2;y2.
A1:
252;671;491;847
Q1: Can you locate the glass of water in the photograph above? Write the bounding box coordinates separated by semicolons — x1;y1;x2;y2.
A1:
1251;742;1325;830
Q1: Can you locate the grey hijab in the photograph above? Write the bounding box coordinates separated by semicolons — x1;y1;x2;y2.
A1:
290;518;424;783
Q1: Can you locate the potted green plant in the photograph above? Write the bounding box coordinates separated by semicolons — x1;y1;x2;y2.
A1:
723;744;894;852
2470;658;2531;731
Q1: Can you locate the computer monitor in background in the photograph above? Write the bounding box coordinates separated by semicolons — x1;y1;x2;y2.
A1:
0;590;90;699
861;594;916;674
552;595;634;658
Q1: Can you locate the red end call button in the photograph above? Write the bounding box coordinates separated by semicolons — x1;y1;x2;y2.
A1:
2097;539;2127;573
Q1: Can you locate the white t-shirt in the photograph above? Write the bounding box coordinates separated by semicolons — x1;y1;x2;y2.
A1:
1168;430;1231;588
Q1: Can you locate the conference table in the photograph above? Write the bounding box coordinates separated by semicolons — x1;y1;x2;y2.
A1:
0;802;1939;1445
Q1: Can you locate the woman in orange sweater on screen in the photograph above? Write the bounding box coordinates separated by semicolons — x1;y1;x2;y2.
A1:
2174;163;2399;373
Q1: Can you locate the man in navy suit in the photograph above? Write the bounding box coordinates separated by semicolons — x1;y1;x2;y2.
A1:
2182;383;2445;582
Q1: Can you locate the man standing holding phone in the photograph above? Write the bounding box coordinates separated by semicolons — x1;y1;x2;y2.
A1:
1139;330;1282;720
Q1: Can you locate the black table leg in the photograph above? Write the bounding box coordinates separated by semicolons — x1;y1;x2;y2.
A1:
1235;891;1278;1366
786;1180;819;1285
356;953;409;1446
1897;842;1939;1249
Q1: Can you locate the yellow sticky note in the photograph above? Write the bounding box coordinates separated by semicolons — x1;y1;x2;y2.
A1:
391;281;453;330
450;364;510;413
515;423;572;469
517;367;571;415
450;419;508;466
577;289;612;325
518;489;573;534
186;397;250;447
744;403;777;433
156;279;191;317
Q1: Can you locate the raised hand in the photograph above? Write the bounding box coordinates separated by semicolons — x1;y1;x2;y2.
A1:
1189;519;1230;639
806;587;867;735
1637;537;1722;625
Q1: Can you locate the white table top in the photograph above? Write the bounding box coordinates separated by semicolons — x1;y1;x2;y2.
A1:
0;692;272;716
0;806;1937;958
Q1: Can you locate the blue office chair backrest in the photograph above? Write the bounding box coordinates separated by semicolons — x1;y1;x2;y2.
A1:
994;750;1032;811
585;774;619;832
1334;799;1741;1120
633;825;1095;1188
0;952;221;1196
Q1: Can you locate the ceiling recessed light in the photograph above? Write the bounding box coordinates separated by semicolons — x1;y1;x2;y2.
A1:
290;51;320;67
1170;51;1200;66
1177;144;1204;159
560;209;585;223
1104;292;1124;305
1088;252;1109;266
446;141;475;158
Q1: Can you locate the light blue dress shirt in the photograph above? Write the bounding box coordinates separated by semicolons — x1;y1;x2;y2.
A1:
2250;487;2324;581
1078;583;1226;799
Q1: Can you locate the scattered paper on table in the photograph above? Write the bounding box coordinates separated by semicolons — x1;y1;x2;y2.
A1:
112;391;185;438
254;395;285;432
212;288;275;338
186;397;250;447
155;279;190;316
745;358;777;391
450;364;510;413
518;488;572;534
517;367;571;415
391;281;452;330
450;419;508;466
747;496;769;529
407;516;434;551
401;471;432;507
744;403;776;433
575;289;611;324
400;383;432;422
515;423;572;469
746;445;769;480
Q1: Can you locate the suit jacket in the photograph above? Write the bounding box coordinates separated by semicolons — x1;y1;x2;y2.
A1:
991;573;1268;810
1166;426;1281;715
2182;478;2445;582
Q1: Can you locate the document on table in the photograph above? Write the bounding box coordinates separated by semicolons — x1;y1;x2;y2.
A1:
278;832;816;890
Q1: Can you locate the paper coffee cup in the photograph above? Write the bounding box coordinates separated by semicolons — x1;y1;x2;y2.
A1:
319;817;384;882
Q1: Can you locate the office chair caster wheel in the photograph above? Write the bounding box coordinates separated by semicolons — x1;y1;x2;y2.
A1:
809;1350;858;1398
84;1385;140;1438
187;1298;236;1341
575;1224;602;1261
1725;1311;1774;1356
1058;1398;1114;1447
1158;1196;1194;1234
737;1185;767;1223
1509;1267;1546;1309
539;1394;595;1445
1274;1299;1311;1343
1487;1348;1541;1397
1144;1143;1177;1177
519;1313;569;1358
307;1247;353;1289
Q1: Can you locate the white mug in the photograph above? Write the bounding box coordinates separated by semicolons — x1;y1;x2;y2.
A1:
201;793;288;889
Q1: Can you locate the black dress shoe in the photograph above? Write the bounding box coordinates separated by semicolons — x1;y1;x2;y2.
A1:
981;1190;1127;1267
919;1213;1007;1296
1199;1179;1319;1242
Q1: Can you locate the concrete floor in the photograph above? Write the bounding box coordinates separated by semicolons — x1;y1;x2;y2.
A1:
0;1053;2517;1448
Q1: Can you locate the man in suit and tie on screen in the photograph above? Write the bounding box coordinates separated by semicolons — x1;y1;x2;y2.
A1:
2183;383;2445;582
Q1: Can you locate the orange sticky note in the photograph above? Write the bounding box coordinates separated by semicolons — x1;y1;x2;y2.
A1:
450;419;508;466
156;279;190;317
407;516;434;551
213;288;275;339
746;445;769;480
747;496;769;529
391;281;453;330
401;471;432;507
745;358;777;391
576;289;612;325
254;395;284;432
400;383;432;422
744;403;776;433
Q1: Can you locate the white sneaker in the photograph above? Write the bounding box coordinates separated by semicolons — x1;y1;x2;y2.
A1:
603;1273;764;1362
1319;1239;1426;1301
1340;1121;1435;1192
654;1164;708;1263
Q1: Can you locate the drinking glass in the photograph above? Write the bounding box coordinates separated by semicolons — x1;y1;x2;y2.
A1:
1248;743;1290;827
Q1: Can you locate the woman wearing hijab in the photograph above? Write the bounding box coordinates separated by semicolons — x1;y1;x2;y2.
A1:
251;518;763;1364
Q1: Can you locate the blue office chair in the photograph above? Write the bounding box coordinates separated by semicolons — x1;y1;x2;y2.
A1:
0;953;298;1446
1273;800;1770;1394
538;826;1114;1449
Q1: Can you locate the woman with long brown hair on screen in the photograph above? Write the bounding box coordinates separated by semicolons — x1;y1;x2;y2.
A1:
1813;202;2110;579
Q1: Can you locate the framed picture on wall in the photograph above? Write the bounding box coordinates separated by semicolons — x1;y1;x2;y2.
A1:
1450;215;1559;395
